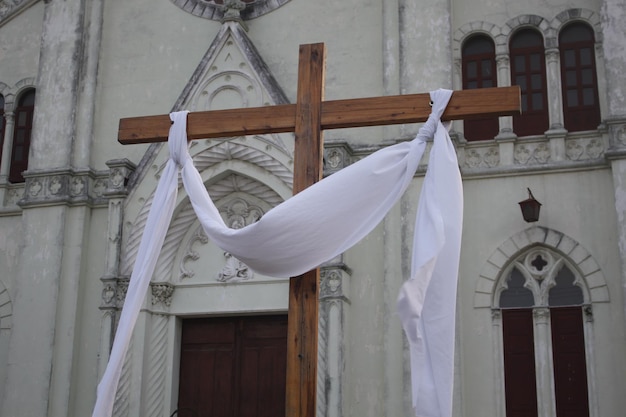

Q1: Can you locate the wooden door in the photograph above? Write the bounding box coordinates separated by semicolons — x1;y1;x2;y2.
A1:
502;309;538;417
550;307;589;417
177;315;288;417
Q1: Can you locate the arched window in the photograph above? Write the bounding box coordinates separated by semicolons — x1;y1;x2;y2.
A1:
9;89;35;183
499;248;590;417
559;22;600;132
462;35;499;141
510;29;549;136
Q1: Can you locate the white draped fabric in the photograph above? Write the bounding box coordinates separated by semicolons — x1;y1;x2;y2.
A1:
92;89;462;417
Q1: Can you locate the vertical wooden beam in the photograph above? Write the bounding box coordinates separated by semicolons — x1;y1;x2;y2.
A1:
286;43;326;417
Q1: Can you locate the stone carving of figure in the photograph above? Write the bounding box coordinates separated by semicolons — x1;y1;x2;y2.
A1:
217;215;254;282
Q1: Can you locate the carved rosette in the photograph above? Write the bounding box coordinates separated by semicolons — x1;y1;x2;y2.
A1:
101;281;117;308
105;159;137;198
463;146;500;169
514;142;552;165
566;138;605;161
17;169;111;208
323;143;353;176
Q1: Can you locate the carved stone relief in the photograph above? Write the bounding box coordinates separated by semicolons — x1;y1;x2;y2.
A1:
463;146;500;169
514;142;551;165
151;283;174;307
566;137;604;161
169;0;292;21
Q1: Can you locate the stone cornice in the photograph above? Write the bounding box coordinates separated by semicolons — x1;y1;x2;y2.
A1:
14;159;136;209
17;168;109;208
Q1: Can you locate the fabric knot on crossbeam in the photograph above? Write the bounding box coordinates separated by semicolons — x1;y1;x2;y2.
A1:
93;88;463;417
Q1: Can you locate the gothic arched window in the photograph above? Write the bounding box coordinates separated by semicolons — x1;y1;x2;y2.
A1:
559;22;600;132
9;89;35;183
510;29;549;136
462;35;499;141
498;247;590;417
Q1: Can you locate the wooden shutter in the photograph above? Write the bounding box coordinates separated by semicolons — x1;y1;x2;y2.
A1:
502;309;538;417
550;307;589;417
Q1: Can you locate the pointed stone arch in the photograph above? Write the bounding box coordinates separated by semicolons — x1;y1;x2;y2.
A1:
120;136;293;277
474;226;609;308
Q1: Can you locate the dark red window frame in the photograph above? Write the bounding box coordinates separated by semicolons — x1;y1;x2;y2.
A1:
462;35;499;141
559;23;600;132
510;29;549;137
9;89;35;183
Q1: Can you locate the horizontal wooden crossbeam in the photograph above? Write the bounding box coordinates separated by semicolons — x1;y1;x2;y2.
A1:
118;86;520;144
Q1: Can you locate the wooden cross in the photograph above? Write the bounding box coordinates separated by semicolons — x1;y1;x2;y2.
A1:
118;43;520;417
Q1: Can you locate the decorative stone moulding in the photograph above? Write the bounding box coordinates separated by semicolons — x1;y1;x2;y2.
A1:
169;0;292;21
17;169;111;208
320;259;352;302
606;119;626;155
323;142;354;176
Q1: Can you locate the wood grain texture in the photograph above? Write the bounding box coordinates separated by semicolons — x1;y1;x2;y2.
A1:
118;86;520;144
285;42;325;417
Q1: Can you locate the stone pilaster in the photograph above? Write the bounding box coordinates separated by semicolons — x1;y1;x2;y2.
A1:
0;0;87;416
319;260;351;417
398;0;451;137
97;159;135;380
601;0;626;119
601;0;626;325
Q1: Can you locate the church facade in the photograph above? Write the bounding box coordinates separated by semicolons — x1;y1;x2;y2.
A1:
0;0;625;416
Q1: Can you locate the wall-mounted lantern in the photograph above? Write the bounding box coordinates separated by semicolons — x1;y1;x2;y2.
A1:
518;188;542;222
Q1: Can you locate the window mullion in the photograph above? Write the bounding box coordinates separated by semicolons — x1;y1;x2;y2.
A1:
532;307;557;417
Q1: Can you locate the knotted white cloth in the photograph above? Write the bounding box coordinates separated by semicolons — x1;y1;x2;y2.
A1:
92;89;462;417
